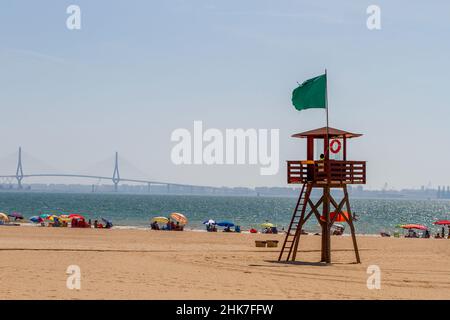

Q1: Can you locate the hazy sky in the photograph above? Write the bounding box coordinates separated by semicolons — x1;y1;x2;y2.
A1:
1;0;450;189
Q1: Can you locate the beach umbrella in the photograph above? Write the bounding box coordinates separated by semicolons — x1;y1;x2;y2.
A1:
320;211;350;223
46;215;60;221
8;212;24;220
332;223;345;229
433;220;450;225
400;224;427;230
217;221;234;227
0;212;10;222
170;212;188;225
261;222;274;228
203;219;216;225
101;217;112;226
29;216;43;223
69;214;85;220
40;213;51;219
152;216;169;223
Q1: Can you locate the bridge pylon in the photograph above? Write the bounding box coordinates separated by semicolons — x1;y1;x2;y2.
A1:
112;152;120;192
16;147;24;189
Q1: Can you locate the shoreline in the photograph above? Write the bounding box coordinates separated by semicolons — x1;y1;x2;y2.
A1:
1;226;450;299
6;222;384;237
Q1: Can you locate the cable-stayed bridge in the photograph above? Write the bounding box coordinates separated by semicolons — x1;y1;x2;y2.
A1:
0;147;220;193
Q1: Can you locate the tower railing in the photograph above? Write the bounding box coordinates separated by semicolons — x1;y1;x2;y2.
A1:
287;160;366;185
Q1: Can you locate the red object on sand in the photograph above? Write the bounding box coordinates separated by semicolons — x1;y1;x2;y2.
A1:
249;228;258;233
433;220;450;225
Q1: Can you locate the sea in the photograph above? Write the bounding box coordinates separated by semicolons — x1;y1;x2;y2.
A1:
1;192;450;235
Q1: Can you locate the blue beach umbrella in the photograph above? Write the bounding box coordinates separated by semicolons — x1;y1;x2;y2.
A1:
29;216;42;223
101;217;112;226
216;221;234;227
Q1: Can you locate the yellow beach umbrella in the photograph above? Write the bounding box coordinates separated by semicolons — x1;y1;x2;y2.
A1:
0;212;10;222
261;222;274;228
170;212;188;225
152;216;169;224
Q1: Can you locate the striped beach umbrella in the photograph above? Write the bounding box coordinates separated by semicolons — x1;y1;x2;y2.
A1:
0;212;9;222
170;212;188;225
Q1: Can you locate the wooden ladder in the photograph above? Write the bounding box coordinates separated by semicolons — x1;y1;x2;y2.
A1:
278;182;312;261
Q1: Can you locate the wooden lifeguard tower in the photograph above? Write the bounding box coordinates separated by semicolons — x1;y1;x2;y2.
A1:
278;126;366;263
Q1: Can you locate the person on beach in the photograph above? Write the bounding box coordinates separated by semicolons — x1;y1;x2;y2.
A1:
333;226;344;236
94;220;98;228
318;154;325;180
442;226;445;238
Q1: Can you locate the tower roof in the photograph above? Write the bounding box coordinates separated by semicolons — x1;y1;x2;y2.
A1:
292;126;362;139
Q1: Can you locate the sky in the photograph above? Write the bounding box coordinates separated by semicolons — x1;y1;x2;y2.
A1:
0;0;450;190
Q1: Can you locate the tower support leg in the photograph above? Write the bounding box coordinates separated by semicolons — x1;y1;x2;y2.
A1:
321;186;331;263
343;186;361;263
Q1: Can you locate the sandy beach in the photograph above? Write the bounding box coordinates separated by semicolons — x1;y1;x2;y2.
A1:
1;226;450;300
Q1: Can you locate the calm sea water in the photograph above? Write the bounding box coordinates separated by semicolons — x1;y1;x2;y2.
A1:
1;192;450;234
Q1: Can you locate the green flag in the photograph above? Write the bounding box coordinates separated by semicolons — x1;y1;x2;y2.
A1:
292;74;326;111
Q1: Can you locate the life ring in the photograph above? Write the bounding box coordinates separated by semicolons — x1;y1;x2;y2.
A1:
329;139;342;154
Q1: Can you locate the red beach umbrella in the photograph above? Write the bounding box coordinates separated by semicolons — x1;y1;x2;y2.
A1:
69;214;85;220
320;211;350;223
400;224;428;230
433;220;450;225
